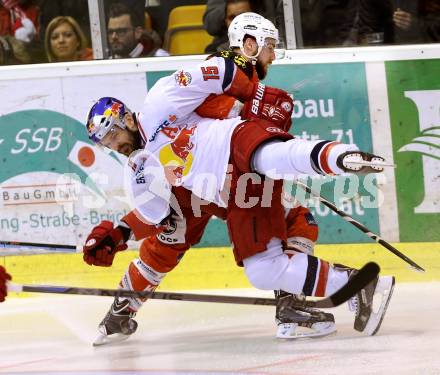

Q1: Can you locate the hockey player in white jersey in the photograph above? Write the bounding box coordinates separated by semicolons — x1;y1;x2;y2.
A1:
85;13;394;343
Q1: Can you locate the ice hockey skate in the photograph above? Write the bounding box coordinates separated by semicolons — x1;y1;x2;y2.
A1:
275;290;336;339
336;151;392;173
93;298;138;346
349;272;395;336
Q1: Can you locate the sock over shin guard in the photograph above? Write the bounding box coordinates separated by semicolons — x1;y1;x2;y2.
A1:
119;258;167;311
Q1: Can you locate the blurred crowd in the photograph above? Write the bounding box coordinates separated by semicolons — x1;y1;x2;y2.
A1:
1;0;439;66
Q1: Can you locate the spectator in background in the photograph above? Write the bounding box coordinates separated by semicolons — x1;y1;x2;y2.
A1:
107;2;169;59
343;0;440;46
391;0;440;43
105;0;145;23
44;16;92;62
203;0;285;53
297;0;324;47
356;0;398;44
36;0;90;44
203;0;253;53
0;0;39;43
0;0;44;63
298;0;367;48
0;34;31;64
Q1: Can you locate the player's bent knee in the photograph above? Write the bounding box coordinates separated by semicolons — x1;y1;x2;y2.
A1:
244;268;278;290
243;255;287;290
243;251;310;293
277;253;309;294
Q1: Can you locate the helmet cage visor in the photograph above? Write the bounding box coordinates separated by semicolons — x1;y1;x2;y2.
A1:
86;98;130;144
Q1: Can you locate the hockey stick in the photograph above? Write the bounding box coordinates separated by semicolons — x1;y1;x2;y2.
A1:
295;181;425;272
7;262;379;309
0;240;79;252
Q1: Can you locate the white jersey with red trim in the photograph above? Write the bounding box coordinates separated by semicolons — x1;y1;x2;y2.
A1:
131;57;246;223
129;55;350;224
138;55;249;137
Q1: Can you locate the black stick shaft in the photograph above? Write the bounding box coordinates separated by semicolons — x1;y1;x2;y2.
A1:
296;182;424;272
19;285;277;305
8;261;380;309
0;240;77;251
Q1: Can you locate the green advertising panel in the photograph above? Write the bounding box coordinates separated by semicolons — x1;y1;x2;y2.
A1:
147;62;379;246
386;59;440;241
266;63;379;244
1;110;93;186
0;110;130;248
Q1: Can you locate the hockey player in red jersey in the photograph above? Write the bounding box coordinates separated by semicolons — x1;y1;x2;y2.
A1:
84;13;394;345
196;12;331;339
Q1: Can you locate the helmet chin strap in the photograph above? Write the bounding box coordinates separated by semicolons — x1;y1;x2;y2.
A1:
240;45;263;65
132;112;139;127
131;112;147;147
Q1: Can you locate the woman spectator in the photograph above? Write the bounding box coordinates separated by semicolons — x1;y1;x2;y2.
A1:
44;16;93;62
36;0;90;42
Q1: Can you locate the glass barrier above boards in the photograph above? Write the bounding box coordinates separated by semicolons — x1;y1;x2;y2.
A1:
1;0;439;66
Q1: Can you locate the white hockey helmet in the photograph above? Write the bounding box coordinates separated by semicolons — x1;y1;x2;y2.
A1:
228;12;279;54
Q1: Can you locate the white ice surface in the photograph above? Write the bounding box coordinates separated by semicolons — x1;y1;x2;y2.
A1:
0;283;439;375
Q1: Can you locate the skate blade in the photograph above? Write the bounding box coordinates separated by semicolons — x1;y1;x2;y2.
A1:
93;332;131;346
364;276;395;336
345;160;396;168
276;322;337;339
343;153;391;172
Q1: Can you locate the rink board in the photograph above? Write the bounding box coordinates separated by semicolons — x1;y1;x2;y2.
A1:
0;45;439;253
4;242;440;299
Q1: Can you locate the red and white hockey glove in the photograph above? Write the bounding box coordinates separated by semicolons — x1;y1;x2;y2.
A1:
241;83;293;131
0;265;12;303
261;103;291;129
83;221;130;267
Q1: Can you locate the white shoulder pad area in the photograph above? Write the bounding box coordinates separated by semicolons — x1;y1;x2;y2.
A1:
124;149;171;224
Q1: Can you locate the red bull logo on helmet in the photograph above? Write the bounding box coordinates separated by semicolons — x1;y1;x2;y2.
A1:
174;70;192;87
103;102;124;119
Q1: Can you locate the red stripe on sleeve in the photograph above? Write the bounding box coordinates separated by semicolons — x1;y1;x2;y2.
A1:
319;141;339;175
315;260;330;297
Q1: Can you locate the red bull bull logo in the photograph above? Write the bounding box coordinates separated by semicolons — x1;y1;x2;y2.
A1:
103;102;123;118
171;127;195;160
174;70;192;87
159;126;196;179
